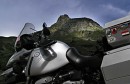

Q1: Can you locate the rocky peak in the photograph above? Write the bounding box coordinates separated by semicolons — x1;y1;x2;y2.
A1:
50;14;104;39
57;14;70;24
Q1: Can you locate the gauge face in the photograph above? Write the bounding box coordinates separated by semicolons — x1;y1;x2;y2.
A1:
106;28;111;36
105;21;130;44
121;29;129;36
107;36;116;43
111;28;117;34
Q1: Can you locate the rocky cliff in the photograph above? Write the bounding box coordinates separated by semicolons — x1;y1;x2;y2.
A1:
49;14;105;55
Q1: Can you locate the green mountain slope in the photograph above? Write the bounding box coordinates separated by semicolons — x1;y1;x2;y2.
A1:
50;14;105;55
0;37;16;70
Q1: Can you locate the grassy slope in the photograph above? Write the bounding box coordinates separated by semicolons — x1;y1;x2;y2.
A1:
0;37;16;70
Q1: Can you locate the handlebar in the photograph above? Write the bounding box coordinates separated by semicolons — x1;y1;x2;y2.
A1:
43;40;57;48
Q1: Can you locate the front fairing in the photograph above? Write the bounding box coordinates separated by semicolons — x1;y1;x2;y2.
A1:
15;23;35;52
0;68;13;76
6;49;30;67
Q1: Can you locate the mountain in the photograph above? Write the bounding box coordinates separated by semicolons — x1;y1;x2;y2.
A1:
50;14;104;40
0;14;105;70
49;14;105;55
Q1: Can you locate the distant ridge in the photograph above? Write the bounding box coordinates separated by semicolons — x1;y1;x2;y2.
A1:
0;36;16;38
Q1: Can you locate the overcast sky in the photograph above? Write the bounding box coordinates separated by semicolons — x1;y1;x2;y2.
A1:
0;0;130;36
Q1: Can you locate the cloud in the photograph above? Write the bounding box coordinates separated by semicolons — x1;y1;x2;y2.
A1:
95;4;129;26
102;4;128;16
77;1;130;26
0;0;83;36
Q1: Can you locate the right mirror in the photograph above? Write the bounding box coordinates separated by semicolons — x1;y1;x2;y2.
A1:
42;22;50;36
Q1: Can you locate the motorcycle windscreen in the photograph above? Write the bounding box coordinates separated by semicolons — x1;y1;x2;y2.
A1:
14;23;35;51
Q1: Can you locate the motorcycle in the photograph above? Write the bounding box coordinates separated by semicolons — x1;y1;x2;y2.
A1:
1;22;105;84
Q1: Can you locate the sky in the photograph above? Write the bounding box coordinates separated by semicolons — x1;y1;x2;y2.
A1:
0;0;130;37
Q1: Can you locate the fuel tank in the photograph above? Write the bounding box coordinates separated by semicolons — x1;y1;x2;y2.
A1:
6;49;30;67
25;41;70;76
